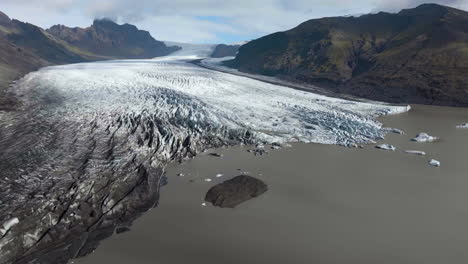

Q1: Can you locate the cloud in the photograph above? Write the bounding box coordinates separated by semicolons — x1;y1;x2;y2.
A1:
372;0;468;12
139;15;243;43
2;0;78;12
1;0;467;44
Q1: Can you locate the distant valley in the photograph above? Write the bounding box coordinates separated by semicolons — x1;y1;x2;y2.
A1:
0;12;241;111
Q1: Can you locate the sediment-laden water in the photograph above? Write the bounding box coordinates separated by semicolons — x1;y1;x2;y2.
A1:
0;51;407;263
77;105;468;264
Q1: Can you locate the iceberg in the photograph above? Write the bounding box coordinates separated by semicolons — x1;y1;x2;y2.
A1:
376;144;396;151
386;128;405;134
411;133;438;142
456;123;468;128
404;150;426;156
429;159;441;167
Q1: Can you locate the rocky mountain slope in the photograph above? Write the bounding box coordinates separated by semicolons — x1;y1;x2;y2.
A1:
210;44;241;58
47;19;180;59
0;11;89;110
0;12;179;110
230;4;468;106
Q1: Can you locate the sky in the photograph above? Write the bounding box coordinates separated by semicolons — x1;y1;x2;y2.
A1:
1;0;467;44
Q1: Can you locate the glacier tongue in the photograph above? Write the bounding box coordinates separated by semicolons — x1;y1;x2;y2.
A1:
14;56;408;146
0;54;409;263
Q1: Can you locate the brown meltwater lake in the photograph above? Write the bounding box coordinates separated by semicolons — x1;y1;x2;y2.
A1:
75;105;468;264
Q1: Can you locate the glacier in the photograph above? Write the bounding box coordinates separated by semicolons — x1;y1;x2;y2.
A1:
0;46;409;263
13;55;409;146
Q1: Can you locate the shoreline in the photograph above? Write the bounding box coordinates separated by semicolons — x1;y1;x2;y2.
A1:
0;54;462;258
2;55;403;263
76;104;468;264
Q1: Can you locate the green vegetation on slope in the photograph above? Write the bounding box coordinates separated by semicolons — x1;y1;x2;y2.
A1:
232;4;468;106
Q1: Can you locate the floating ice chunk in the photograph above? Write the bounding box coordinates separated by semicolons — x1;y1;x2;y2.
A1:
1;218;19;235
429;159;441;167
201;202;207;207
456;123;468;128
385;127;405;134
204;178;212;182
215;174;223;178
375;144;396;151
208;153;223;157
404;150;426;156
412;133;438;142
177;173;185;177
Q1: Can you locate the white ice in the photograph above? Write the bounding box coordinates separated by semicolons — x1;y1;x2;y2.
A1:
456;123;468;128
404;150;426;156
0;218;19;236
375;144;396;151
429;159;441;167
411;133;438;143
14;45;409;147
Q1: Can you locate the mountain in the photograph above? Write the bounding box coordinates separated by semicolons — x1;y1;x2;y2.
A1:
210;44;241;58
47;19;180;59
0;14;179;110
0;12;93;110
230;4;468;106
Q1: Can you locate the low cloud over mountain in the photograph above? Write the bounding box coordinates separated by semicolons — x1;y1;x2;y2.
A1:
1;0;467;43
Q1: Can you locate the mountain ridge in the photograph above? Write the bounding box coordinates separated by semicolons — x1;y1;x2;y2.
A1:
47;19;180;59
0;14;180;110
230;4;468;106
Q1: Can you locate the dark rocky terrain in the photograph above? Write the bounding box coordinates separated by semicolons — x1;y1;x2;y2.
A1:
230;4;468;107
47;19;180;59
210;44;241;58
205;175;268;208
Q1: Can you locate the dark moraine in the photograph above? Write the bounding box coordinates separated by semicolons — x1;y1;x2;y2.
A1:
0;81;255;263
205;175;268;208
